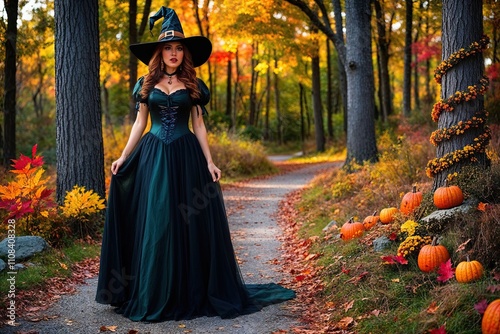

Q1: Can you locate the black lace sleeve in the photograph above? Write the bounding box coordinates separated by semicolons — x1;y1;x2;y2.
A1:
133;76;147;111
193;78;210;116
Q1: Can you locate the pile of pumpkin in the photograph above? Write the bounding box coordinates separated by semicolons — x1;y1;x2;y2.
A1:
338;182;500;334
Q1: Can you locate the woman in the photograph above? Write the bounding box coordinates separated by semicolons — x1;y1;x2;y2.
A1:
95;7;294;322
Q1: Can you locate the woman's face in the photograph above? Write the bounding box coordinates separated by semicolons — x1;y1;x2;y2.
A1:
162;42;184;72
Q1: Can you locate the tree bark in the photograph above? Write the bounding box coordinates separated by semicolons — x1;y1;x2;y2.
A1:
55;0;105;201
3;0;18;166
326;38;334;138
345;0;378;165
374;0;393;122
403;0;413;117
128;0;151;123
226;56;232;129
434;0;487;189
311;27;325;152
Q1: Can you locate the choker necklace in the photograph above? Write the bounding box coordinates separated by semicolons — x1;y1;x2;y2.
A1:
165;70;178;85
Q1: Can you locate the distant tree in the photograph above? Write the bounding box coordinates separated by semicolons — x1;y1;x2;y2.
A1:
429;0;489;189
128;0;152;122
285;0;378;164
403;0;413;117
54;0;105;201
2;0;18;166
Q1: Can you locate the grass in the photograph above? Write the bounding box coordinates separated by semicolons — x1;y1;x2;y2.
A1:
0;241;101;301
291;157;500;333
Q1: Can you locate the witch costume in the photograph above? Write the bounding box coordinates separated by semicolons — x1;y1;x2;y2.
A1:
95;7;295;322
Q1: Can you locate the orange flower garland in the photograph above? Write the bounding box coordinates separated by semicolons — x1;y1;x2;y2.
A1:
434;35;490;84
430;111;488;146
426;35;491;178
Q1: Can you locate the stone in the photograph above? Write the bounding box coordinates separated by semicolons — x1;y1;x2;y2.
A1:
323;220;338;232
0;259;5;272
420;199;477;225
373;236;392;252
0;236;50;261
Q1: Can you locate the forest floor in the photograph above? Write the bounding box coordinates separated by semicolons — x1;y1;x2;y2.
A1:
2;158;339;334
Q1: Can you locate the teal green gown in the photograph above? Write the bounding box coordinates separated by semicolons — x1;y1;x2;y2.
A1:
95;78;295;322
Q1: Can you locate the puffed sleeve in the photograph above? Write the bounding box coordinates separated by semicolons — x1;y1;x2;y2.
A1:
132;76;147;111
194;78;210;116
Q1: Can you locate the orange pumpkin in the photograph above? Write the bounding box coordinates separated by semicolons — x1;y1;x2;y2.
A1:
482;299;500;334
417;237;450;272
340;217;365;241
434;181;464;209
400;185;423;215
363;211;379;230
456;256;484;283
379;207;398;224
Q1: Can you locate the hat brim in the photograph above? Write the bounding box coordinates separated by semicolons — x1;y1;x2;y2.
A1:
130;36;212;68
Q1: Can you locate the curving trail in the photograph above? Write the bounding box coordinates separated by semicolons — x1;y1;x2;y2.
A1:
3;160;338;334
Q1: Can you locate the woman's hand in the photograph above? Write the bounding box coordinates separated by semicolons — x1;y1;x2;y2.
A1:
111;156;126;175
208;162;221;182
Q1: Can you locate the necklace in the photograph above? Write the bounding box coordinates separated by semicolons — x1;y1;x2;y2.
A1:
164;70;178;85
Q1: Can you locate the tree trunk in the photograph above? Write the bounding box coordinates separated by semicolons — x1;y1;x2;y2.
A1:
326;38;333;138
433;0;487;189
226;56;232;129
374;0;392;122
345;0;378;165
263;63;271;140
299;83;306;152
248;42;259;126
274;50;282;145
3;0;18;166
403;0;413;117
55;0;105;201
311;36;325;152
128;0;152;123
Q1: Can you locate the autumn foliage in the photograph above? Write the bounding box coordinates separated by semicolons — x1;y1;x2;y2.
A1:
0;145;106;244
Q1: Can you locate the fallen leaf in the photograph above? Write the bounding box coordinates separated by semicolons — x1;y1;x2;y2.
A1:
437;259;454;283
477;202;488;211
128;330;139;334
99;325;117;332
474;299;489;315
487;285;500;293
426;301;439;314
336;316;354;329
429;325;446;334
344;300;355;312
178;324;186;328
371;309;381;316
455;239;471;253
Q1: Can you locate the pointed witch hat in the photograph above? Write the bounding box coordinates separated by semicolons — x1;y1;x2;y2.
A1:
129;7;212;67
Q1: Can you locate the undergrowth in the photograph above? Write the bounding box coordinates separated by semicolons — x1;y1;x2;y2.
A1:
294;119;500;333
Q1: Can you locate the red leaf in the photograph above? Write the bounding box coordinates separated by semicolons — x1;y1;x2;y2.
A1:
31;144;38;159
381;255;408;265
388;232;398;241
12;153;32;171
429;325;446;334
474;299;489;315
493;271;500;281
437;259;454;283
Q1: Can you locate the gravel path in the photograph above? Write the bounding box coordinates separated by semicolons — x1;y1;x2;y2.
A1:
3;161;337;334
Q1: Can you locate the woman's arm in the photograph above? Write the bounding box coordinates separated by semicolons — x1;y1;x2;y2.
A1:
111;103;150;175
191;106;221;182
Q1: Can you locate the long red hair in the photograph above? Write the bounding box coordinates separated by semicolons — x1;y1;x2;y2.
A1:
140;42;200;101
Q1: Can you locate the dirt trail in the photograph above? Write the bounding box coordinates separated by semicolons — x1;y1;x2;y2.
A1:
3;161;337;334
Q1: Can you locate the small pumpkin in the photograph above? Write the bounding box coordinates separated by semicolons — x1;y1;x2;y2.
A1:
482;299;500;334
379;207;399;224
400;185;423;215
363;211;379;230
340;217;365;241
434;180;464;209
456;256;484;283
417;237;450;272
